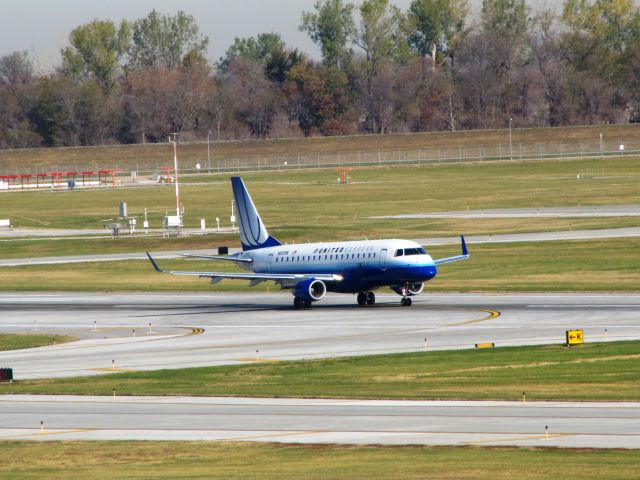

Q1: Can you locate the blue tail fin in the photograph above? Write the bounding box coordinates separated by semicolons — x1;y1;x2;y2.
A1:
231;177;282;251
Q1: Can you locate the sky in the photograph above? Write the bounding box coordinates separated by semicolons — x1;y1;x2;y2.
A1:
0;0;445;71
1;0;551;72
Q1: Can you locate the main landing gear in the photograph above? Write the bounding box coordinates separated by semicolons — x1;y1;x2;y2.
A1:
357;291;376;306
293;297;312;309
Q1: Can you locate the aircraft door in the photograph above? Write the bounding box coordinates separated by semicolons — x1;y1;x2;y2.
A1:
267;253;274;273
379;249;387;271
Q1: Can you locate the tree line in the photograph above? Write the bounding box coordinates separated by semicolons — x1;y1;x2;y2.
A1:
1;0;639;150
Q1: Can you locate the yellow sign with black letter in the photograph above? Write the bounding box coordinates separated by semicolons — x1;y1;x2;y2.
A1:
566;329;584;346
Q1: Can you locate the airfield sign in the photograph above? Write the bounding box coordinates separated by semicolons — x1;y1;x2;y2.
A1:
566;329;584;346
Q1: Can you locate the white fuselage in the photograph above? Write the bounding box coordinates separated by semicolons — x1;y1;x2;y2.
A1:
239;239;437;293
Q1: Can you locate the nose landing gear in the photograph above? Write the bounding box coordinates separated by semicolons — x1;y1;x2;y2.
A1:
400;284;413;307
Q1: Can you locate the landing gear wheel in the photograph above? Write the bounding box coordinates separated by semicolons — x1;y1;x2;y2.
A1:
400;297;412;307
357;292;367;306
366;292;376;305
294;297;312;309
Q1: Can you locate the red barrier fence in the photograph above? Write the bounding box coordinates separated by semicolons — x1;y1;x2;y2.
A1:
0;169;117;191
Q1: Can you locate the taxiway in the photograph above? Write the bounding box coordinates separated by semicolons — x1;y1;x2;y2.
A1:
1;395;638;448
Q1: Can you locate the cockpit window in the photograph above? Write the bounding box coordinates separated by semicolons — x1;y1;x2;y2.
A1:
394;247;428;257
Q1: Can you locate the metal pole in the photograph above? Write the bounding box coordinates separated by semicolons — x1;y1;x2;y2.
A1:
207;130;211;174
509;118;513;161
169;134;180;221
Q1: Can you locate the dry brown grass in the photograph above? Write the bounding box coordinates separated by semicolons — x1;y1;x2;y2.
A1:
1;124;639;173
0;441;637;480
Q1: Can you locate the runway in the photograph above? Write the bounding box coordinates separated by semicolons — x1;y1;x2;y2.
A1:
1;293;640;380
1;395;639;448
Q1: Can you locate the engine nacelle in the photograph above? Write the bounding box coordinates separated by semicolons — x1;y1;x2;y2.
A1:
293;278;327;302
391;282;424;297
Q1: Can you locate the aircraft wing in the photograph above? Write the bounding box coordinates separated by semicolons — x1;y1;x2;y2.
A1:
146;253;341;282
433;236;470;265
181;253;253;263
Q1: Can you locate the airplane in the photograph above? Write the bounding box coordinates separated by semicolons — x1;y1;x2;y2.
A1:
147;176;469;309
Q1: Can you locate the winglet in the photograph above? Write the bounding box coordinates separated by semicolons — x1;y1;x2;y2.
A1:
433;235;470;266
146;252;163;273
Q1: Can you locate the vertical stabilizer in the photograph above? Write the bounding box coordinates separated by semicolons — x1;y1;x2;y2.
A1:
231;177;282;251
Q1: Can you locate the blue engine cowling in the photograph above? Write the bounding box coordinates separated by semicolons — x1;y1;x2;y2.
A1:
391;282;424;296
293;278;327;302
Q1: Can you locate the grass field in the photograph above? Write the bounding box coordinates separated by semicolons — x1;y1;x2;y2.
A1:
0;334;76;351
0;442;638;480
2;145;640;293
1;238;639;292
1;156;640;234
6;341;640;401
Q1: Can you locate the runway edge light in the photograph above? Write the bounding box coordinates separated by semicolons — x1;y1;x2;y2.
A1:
566;329;584;346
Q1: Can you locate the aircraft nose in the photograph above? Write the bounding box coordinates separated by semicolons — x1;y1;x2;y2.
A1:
420;265;437;279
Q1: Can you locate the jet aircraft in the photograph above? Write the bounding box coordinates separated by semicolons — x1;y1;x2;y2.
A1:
147;177;469;309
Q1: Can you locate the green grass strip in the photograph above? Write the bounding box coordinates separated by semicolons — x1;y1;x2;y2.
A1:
0;334;76;352
5;341;640;401
2;238;640;292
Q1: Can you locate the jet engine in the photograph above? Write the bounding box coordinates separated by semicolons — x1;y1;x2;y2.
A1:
293;278;327;302
391;282;424;296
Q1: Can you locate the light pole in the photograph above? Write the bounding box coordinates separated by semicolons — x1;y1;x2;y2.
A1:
169;133;180;222
509;118;513;161
207;130;212;174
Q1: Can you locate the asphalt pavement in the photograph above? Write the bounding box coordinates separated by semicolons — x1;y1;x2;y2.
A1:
1;293;639;379
1;395;638;448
